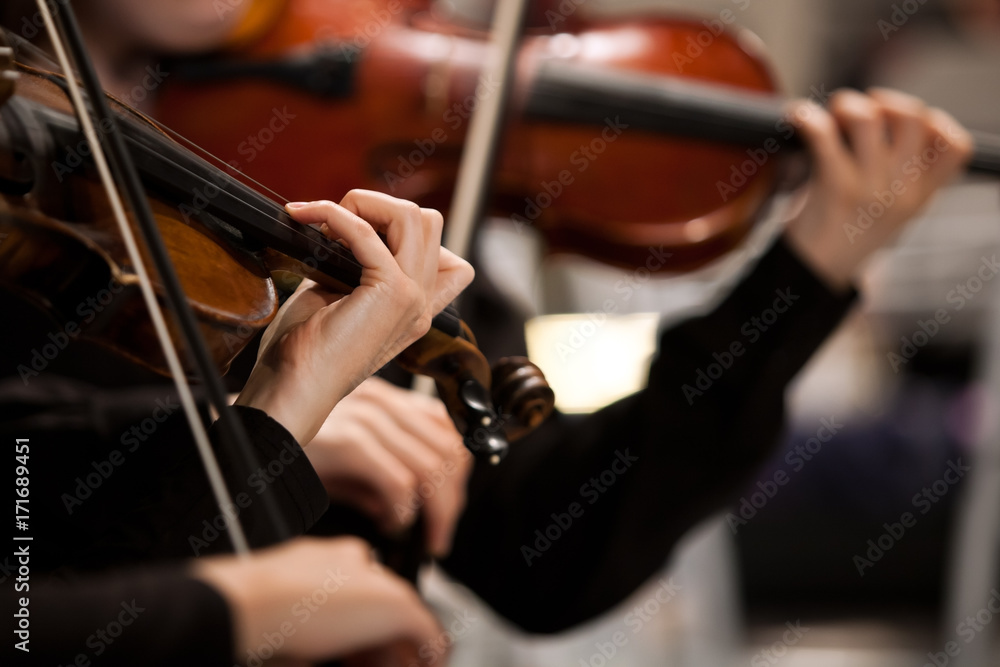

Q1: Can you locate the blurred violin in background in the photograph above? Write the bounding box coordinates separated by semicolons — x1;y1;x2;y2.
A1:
156;0;1000;272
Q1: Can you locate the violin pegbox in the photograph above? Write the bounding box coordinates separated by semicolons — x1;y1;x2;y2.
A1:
394;326;556;465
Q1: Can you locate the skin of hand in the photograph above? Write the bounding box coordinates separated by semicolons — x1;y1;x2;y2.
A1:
192;537;445;666
305;376;473;557
235;190;474;447
781;88;974;291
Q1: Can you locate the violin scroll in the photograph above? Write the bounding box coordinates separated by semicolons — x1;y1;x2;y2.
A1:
395;324;555;464
490;356;555;442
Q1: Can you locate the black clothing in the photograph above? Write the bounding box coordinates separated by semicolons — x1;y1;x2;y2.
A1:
442;238;855;632
14;566;232;667
1;382;325;665
0;288;327;664
1;236;853;664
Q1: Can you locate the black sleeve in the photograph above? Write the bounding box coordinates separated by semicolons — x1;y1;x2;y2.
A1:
441;237;857;633
198;405;331;550
0;375;329;572
3;566;233;667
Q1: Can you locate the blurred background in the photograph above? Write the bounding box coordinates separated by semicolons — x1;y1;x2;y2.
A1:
419;0;1000;665
2;0;998;663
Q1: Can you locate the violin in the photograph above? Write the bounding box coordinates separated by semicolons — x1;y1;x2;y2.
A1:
0;29;554;464
0;10;548;664
154;0;1000;271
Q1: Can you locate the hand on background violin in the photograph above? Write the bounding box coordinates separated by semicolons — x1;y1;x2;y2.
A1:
235;190;474;446
783;88;974;291
306;376;472;557
193;537;445;666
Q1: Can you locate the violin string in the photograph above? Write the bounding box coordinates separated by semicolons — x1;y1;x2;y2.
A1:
110;106;327;249
12;19;361;294
129;136;334;252
115;108;335;251
33;0;252;555
150;120;292;205
1;27;60;71
3;26;293;212
12;27;384;264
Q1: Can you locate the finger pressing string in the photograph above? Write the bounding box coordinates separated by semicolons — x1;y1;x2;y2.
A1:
285;200;396;271
338;189;429;279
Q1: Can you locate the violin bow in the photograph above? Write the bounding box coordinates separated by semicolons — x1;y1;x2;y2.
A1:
442;0;531;260
32;0;291;554
389;0;534;585
409;0;530;392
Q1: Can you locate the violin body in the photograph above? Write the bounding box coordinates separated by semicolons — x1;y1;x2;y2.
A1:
156;0;782;270
1;66;279;375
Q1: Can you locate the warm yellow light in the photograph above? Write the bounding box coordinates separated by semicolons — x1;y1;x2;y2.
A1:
525;312;661;414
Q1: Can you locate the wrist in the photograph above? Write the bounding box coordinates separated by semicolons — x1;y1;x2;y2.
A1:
782;226;855;295
235;367;352;446
191;557;260;662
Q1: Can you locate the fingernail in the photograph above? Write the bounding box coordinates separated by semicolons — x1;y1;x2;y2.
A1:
285;201;309;210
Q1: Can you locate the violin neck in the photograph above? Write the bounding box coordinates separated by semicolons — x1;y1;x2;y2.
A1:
14;89;474;344
18;91;365;289
118;111;368;286
526;61;1000;175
